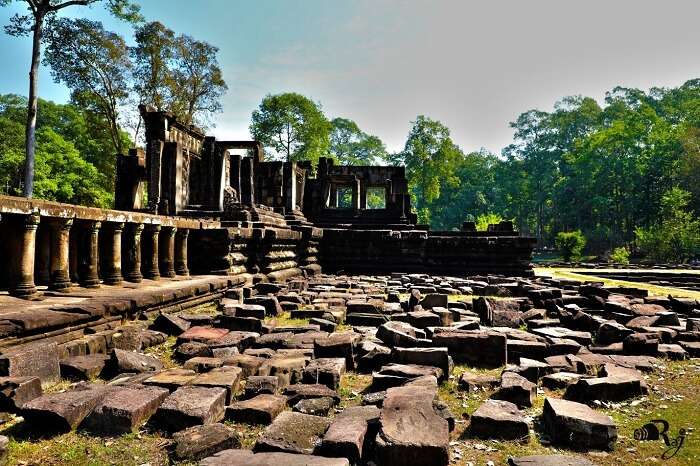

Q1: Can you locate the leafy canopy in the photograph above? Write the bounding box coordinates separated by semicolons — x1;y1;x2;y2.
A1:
250;92;331;164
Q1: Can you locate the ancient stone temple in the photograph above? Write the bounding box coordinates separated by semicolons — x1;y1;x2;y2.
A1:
0;108;693;466
114;106;536;279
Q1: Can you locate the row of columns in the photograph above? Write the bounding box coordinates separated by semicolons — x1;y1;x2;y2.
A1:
5;213;190;298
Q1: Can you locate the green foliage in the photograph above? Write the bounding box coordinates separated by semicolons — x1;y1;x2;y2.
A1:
610;246;631;265
392;116;462;220
475;213;503;231
131;21;227;128
250;92;331;165
330;117;387;165
132;21;176;112
44;18;131;154
169;34;227;127
0;95;112;206
555;230;587;262
635;188;700;263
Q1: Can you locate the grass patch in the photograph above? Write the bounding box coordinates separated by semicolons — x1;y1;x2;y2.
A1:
338;373;372;408
536;267;700;299
144;336;178;369
264;312;310;327
4;430;170;466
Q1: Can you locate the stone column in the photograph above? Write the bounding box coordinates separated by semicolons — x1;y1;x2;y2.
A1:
78;220;101;288
8;213;40;298
102;222;124;285
142;224;161;280
123;223;144;283
159;226;177;278
175;229;190;276
34;225;51;285
48;218;73;290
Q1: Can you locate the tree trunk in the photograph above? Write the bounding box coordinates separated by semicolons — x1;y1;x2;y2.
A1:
23;13;44;198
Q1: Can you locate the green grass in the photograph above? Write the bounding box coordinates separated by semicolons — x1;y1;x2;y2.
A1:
437;360;700;465
144;336;178;369
337;373;372;408
536;267;700;299
264;311;311;327
4;429;171;466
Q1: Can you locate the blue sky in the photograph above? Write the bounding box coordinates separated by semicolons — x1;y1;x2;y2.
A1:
2;0;700;154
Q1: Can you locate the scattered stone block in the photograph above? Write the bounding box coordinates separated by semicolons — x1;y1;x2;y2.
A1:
564;375;646;402
302;357;346;389
542;397;617;451
458;372;500;392
623;333;659;355
200;450;349;466
392;347;452;381
317;405;380;463
542;372;588;390
172;423;240;462
0;342;60;384
284;384;340;405
223;354;266;377
0;376;42;411
314;333;361;368
143;368;197;391
372;363;442;390
177;326;229;346
184;357;224;373
150;313;190;336
244;375;279;398
375;383;449;466
470;399;529;441
293;396;335;416
109;349;163;374
492;372;536;408
254;411;331;455
151;386;227;432
191;366;243;404
60;355;109;380
175;342;212;361
245;296;283;316
508;455;598;466
226;394;287;425
432;330;507;367
82;386;169;435
22;386;113;433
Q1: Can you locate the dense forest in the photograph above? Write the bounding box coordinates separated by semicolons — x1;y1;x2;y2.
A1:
2;2;700;261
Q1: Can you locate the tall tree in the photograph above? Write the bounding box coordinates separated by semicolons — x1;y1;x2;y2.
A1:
394;116;462;224
250;92;331;164
44;18;131;155
0;0;140;198
330;117;387;165
131;21;175;112
170;34;227;127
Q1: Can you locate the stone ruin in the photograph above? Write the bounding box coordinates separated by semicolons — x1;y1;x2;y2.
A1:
0;107;695;465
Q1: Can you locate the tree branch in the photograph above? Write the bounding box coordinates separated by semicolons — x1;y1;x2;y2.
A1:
50;0;90;11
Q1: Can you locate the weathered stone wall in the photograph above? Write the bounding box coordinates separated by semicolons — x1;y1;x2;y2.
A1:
320;228;536;277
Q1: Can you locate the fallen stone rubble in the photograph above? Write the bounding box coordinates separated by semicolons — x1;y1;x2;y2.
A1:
1;272;698;465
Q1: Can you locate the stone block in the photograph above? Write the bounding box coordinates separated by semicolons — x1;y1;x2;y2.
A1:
226;394;287;425
82;386;169;435
172;423;240;462
542;397;617;451
0;376;42;411
151;386;227;432
470;399;529;441
254;411;331;455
